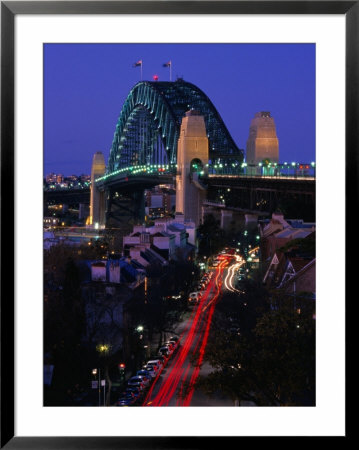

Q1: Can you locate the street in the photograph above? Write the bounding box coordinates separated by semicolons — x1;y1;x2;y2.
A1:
143;257;234;406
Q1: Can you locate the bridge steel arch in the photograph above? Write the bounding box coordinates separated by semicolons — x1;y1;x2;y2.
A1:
107;79;243;175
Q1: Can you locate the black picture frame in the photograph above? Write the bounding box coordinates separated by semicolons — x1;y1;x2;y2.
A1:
1;1;354;447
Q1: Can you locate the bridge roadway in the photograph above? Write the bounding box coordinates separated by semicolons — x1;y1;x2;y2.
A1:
44;188;91;205
44;172;315;217
207;174;315;214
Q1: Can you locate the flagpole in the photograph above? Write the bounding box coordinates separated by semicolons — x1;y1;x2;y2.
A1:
141;61;143;81
170;61;172;82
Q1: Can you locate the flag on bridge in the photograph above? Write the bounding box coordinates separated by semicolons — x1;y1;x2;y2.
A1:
163;61;172;81
133;60;143;80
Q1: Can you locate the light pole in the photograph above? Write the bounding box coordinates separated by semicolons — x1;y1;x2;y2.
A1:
92;368;101;407
101;378;106;406
93;343;110;406
135;325;145;367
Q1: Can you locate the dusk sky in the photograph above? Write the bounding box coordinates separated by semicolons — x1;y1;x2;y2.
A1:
44;43;315;176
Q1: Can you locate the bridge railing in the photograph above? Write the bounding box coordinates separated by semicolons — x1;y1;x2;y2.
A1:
206;162;315;179
92;162;315;186
95;163;177;184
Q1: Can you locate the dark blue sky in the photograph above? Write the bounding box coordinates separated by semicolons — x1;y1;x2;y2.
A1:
44;43;315;176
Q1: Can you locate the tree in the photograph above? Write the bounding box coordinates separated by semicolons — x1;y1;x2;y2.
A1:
44;255;90;405
44;243;126;405
279;235;316;258
143;262;182;346
276;195;315;222
194;291;315;406
197;214;226;256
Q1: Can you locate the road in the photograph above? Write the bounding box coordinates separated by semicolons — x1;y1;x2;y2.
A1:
143;257;232;407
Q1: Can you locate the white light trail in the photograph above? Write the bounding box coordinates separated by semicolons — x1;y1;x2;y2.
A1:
224;254;244;293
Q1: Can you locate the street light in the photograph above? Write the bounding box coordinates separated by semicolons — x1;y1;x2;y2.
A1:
94;343;111;406
92;367;102;406
92;367;107;406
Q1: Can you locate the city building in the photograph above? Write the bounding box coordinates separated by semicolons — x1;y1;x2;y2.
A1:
45;173;57;184
85;258;145;288
79;174;91;183
44;173;91;190
44;217;60;227
123;226;176;262
261;212;316;303
280;257;316;296
263;251;316;300
56;174;64;184
145;186;176;219
123;215;196;266
259;212;315;261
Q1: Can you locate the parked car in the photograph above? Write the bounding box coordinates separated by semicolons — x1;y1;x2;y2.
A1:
147;360;163;370
143;365;157;378
168;339;179;349
167;339;178;348
127;377;146;390
124;387;142;400
164;342;175;351
136;371;151;387
163;344;175;355
116;393;137;406
158;346;171;357
116;399;135;406
137;368;151;378
150;355;167;366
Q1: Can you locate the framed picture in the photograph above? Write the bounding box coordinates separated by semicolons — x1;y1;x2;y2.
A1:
1;0;353;447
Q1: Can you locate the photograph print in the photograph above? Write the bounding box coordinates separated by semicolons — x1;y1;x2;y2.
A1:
43;43;316;407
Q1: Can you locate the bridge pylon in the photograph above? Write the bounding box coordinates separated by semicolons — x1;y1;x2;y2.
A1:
175;110;209;226
246;111;279;175
89;152;106;227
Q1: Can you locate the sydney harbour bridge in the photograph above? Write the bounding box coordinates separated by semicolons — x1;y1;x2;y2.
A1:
93;78;244;226
45;79;315;225
106;78;241;174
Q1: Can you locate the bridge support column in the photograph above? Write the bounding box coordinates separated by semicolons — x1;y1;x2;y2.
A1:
79;203;89;220
90;152;106;227
132;189;145;223
105;189;112;226
176;110;209;226
105;188;145;228
245;213;258;223
220;210;233;230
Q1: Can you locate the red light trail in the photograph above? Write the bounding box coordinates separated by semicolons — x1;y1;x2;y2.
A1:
143;258;229;406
